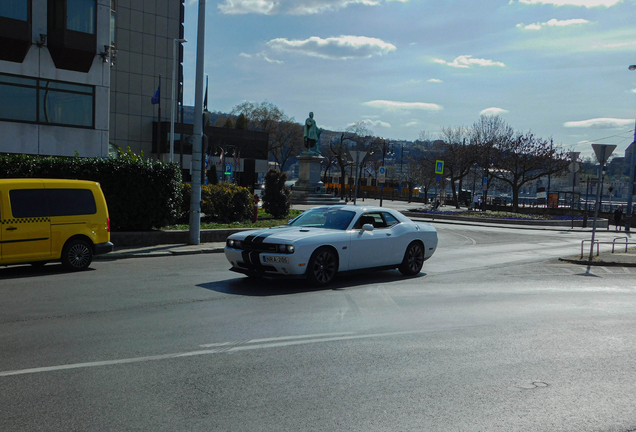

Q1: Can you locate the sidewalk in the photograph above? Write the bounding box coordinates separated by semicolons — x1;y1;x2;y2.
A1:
96;199;636;267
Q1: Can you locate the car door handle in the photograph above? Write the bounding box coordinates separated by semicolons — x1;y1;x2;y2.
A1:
6;227;17;231
386;233;391;236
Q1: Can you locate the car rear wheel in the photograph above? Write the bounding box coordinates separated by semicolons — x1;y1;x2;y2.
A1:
399;241;424;276
307;247;338;286
62;239;93;271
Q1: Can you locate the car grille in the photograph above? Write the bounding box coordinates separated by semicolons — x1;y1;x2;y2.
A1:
240;241;278;252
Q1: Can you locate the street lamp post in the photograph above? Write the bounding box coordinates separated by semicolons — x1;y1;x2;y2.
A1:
588;144;616;261
170;38;187;163
349;146;367;206
625;65;636;232
379;140;393;207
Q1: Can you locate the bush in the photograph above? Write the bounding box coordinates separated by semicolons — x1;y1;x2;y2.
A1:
0;150;182;231
181;182;254;224
263;169;291;218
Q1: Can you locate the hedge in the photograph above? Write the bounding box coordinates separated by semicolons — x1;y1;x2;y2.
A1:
0;150;182;231
181;182;253;224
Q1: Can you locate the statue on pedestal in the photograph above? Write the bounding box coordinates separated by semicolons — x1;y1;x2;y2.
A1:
303;112;322;155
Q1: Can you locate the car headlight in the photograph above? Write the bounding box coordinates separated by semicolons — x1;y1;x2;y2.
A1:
277;244;295;254
227;239;241;248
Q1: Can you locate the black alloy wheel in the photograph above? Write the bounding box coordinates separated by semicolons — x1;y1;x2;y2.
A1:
61;239;93;271
307;247;338;286
399;241;424;276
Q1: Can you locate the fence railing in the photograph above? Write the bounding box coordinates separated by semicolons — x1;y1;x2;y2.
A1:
580;237;633;258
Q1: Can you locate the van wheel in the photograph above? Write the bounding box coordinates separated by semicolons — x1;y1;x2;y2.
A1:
62;239;93;271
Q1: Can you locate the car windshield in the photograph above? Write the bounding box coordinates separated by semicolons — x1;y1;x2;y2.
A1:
288;208;356;230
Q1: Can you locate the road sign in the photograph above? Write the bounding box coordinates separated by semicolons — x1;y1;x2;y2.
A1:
225;164;232;175
378;166;386;183
592;144;616;165
568;162;580;172
436;175;441;182
435;160;444;174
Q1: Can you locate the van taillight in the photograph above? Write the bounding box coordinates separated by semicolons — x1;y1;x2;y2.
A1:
107;218;110;232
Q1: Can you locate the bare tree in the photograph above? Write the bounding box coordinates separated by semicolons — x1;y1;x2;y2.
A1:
490;132;570;211
231;101;303;171
470;115;514;205
439;126;476;208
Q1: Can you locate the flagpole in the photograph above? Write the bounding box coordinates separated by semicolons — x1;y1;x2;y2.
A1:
157;74;161;160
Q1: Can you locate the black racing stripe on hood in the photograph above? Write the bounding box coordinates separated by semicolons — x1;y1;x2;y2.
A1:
253;231;278;243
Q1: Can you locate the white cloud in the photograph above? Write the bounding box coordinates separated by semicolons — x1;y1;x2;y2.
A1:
563;118;633;128
517;0;621;7
361;119;392;128
516;18;590;30
239;51;284;64
218;0;408;15
363;100;443;111
404;121;420;127
267;36;396;59
632;88;636;94
480;107;509;116
433;55;505;68
427;78;443;83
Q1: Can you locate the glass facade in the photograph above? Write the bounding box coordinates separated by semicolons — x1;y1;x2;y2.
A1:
110;0;116;46
0;0;28;21
0;73;94;128
66;0;95;34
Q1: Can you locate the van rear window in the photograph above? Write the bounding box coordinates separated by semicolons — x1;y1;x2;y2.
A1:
10;188;97;218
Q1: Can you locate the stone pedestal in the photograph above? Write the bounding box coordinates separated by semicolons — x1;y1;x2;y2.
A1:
290;153;340;205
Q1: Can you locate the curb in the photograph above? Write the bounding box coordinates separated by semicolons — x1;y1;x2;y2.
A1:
558;257;636;267
95;247;225;261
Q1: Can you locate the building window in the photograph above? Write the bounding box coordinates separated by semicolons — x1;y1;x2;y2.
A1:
66;0;95;34
0;73;94;128
110;0;116;46
0;0;28;21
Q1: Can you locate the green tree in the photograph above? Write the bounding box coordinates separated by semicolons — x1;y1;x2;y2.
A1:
263;169;291;218
235;113;248;130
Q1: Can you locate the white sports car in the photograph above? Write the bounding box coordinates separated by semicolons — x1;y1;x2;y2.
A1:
224;205;438;286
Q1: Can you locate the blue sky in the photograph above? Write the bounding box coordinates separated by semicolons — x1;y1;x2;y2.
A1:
181;0;636;159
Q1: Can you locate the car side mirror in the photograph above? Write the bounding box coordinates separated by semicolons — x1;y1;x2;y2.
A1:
362;223;374;231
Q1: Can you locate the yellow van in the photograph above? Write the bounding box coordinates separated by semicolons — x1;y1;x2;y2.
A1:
0;179;113;270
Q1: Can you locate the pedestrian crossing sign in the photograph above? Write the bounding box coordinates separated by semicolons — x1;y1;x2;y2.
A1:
435;160;444;174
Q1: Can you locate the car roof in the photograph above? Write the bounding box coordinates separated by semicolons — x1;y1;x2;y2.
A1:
309;205;400;214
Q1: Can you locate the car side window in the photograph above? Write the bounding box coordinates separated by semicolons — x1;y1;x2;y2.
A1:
382;212;400;228
354;212;385;229
9;189;48;218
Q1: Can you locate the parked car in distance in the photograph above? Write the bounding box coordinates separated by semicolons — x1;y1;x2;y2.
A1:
0;179;113;270
224;205;438;286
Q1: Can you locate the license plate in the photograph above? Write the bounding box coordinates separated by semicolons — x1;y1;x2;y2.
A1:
263;255;289;264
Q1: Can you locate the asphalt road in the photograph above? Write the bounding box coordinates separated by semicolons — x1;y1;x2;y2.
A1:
2;225;636;431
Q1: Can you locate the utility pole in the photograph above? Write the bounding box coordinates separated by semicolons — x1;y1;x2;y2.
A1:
188;0;206;245
625;63;636;232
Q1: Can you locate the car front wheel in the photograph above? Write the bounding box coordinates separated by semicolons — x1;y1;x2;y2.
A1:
399;241;424;276
62;239;93;271
307;247;338;286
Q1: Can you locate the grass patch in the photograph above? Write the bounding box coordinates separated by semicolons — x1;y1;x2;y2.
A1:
162;209;302;230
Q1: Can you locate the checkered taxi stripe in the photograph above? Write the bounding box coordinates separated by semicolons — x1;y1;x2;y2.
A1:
1;217;51;224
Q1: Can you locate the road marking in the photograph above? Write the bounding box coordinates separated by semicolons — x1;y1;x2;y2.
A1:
0;329;446;378
200;332;356;347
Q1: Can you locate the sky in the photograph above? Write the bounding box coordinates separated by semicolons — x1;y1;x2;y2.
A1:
181;0;636;159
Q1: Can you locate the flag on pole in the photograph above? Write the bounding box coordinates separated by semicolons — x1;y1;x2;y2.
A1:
151;82;160;104
218;149;223;165
203;75;208;111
